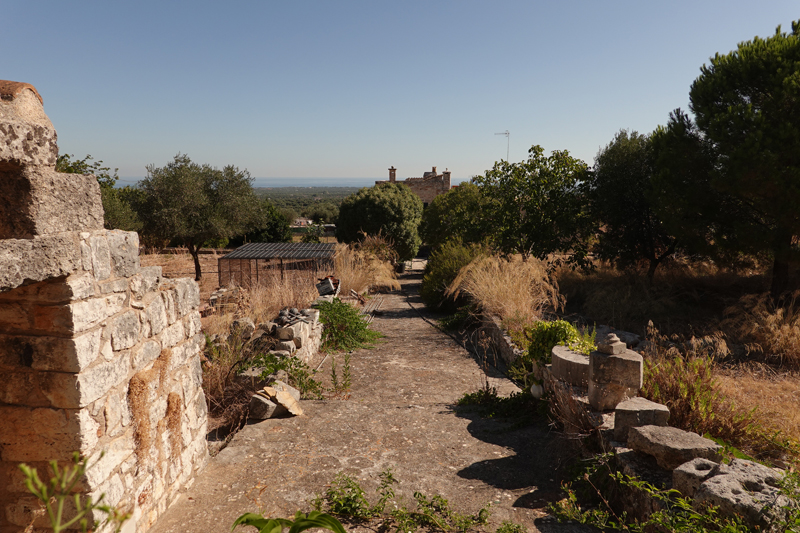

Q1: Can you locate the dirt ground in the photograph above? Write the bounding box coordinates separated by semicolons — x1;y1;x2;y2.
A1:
148;268;593;533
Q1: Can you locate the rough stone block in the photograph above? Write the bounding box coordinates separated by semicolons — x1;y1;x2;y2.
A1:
0;329;101;372
145;296;168;336
588;349;643;411
277;340;296;353
613;397;670;441
694;459;790;530
69;293;127;333
134;340;162;370
0;83;57;167
271;380;301;403
230;317;255;339
0;407;97;461
107;230;140;277
90;234;111;280
673;457;717;498
627;425;722;470
99;278;128;295
275;324;297;341
248;394;284;419
173;278;199;316
0;233;82;292
111;310;141;350
0;166;104;240
551;345;589;387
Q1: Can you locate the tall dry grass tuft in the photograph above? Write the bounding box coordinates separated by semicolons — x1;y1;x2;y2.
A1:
445;255;563;330
334;244;400;296
640;322;798;466
722;290;800;367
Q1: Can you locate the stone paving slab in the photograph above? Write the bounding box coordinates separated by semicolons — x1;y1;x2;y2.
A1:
148;270;593;533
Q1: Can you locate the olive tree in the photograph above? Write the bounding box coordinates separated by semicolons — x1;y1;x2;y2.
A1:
336;182;423;262
137;154;262;280
473;145;592;266
589;130;676;282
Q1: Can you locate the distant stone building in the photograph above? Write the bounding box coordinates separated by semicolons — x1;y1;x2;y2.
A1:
375;166;452;206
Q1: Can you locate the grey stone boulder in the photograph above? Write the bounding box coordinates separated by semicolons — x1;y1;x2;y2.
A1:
613;397;670;441
551;345;589;387
270;380;301;403
694;459;791;530
230;317;255;340
627;425;722;470
673;457;718;498
248;394;284;419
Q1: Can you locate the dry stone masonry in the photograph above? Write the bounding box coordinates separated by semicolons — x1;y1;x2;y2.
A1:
0;81;208;533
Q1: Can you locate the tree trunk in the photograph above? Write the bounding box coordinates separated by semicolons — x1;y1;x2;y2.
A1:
770;231;793;301
646;239;677;286
187;242;203;281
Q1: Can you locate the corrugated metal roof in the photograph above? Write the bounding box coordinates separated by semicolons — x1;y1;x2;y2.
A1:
221;242;337;260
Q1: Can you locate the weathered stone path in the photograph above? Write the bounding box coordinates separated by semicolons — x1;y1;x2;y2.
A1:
149;267;587;533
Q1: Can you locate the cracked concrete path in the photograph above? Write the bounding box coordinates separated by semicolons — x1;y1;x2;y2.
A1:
149;267;590;533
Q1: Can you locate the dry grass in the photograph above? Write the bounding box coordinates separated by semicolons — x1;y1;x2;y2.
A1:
715;365;800;463
722;290;800;367
334;244;400;296
640;323;800;466
445;255;563;330
556;260;768;336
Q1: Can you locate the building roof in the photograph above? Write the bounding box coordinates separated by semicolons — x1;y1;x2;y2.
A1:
221;242;336;260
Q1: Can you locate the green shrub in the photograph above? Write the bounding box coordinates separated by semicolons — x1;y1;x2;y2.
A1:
509;320;595;388
317;298;382;352
420;240;485;312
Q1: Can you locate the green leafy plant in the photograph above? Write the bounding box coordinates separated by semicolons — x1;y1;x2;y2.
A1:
508;320;595;389
317;298;383;353
330;351;353;399
495;520;527;533
437;306;474;332
457;387;539;420
19;452;129;533
249;352;324;400
420;239;485;312
314;470;490;533
548;455;753;532
232;510;346;533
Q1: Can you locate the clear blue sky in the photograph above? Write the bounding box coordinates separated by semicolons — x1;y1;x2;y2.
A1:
4;1;798;183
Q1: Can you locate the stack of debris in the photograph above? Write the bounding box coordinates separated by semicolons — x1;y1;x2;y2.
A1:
542;333;791;530
315;275;340;303
248;379;304;419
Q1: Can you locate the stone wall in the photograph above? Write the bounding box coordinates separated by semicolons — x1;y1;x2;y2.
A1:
0;81;208;533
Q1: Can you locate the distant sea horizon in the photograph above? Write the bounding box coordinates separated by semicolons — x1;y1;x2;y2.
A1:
117;176;470;188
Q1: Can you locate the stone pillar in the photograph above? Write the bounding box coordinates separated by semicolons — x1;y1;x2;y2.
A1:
587;333;643;411
0;81;208;533
388;166;396;182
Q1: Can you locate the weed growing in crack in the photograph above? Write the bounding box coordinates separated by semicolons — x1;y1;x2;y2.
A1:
495;520;527;533
329;351;353;399
313;469;491;532
249;352;324;400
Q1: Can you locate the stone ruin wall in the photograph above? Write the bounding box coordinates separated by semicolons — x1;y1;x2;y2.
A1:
0;82;208;533
375;166;452;205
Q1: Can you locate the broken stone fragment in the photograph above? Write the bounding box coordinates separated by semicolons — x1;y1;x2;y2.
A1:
613;396;670;441
673;457;717;498
551;345;589;387
627;425;722;470
693;459;791;530
248;394;281;419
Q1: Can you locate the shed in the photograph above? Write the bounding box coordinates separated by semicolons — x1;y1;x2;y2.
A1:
218;242;337;288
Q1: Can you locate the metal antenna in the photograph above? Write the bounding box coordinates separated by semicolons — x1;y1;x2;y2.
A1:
495;130;509;161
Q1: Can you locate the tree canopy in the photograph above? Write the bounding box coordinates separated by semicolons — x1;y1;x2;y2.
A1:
137;154;263;280
589;130;676;282
653;22;800;297
336;182;423;262
419;182;493;250
473;145;592;266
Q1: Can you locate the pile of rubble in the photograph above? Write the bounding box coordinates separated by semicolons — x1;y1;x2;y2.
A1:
541;333;792;531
